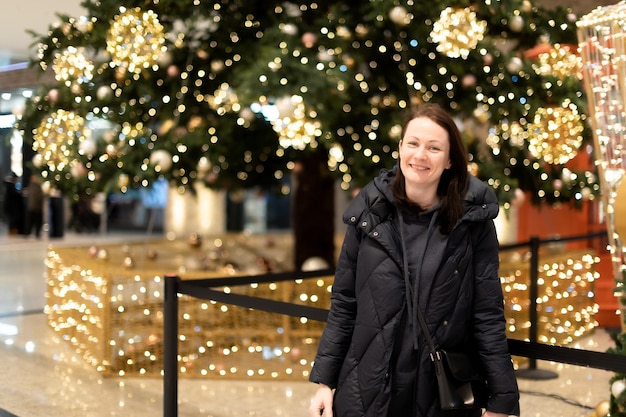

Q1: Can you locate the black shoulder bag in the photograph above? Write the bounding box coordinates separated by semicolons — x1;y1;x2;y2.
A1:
415;307;488;411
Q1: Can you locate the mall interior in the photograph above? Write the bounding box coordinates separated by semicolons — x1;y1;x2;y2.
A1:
1;1;626;417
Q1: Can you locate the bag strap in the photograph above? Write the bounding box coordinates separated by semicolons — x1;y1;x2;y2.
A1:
415;301;439;361
406;256;437;358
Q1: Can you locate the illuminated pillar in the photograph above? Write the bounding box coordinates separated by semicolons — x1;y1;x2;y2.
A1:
577;2;626;331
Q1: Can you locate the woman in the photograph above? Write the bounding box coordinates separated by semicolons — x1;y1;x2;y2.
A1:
308;103;520;417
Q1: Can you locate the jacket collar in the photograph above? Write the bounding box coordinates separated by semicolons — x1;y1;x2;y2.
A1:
344;169;499;228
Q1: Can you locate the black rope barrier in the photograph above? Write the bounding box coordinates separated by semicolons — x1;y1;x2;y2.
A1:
508;339;626;373
177;274;626;372
183;267;336;287
178;282;329;322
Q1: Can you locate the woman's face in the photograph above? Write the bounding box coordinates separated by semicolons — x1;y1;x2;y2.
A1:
399;116;451;191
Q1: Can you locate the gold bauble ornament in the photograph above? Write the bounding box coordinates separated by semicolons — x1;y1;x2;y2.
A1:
123;256;134;268
187;233;203;248
509;15;524;32
595;400;610;417
612;378;626;398
389;6;410;26
301;32;317;48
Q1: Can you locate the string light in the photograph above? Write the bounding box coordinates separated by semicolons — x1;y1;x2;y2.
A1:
578;4;626;344
45;235;598;379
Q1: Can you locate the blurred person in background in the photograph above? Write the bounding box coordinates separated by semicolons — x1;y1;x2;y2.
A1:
3;172;24;235
24;175;44;238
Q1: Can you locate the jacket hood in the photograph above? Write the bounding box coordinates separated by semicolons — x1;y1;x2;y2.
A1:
463;174;499;222
344;168;499;227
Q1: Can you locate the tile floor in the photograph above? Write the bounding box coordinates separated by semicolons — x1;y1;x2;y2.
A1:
0;224;619;417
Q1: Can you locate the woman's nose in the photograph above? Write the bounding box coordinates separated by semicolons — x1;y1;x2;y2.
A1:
414;146;426;158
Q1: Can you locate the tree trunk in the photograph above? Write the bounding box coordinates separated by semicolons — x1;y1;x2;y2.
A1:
293;147;335;270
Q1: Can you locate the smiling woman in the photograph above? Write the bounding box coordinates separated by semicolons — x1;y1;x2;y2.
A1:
308;103;519;417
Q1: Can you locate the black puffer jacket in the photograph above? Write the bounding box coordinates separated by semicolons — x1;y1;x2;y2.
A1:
309;169;520;417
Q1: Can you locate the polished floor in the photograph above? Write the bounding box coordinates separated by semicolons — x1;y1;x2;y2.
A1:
0;223;619;417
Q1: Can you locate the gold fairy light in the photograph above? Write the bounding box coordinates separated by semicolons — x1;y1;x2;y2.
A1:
431;7;487;59
33;109;87;171
52;46;94;86
532;44;582;79
500;248;598;349
327;143;345;171
106;6;166;74
527;101;584;164
44;236;598;379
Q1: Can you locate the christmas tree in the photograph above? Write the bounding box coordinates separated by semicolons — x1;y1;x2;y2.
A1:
16;0;600;269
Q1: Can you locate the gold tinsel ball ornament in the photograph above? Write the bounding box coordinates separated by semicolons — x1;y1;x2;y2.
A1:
532;44;582;80
33;109;87;171
52;46;94;86
106;6;166;74
431;7;487;59
527;102;584;165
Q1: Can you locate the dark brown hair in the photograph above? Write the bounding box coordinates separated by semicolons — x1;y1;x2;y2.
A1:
392;103;469;234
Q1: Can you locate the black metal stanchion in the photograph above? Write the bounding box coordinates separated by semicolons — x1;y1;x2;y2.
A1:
515;236;558;380
164;275;180;417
